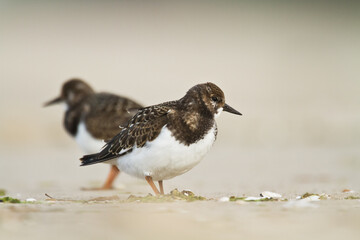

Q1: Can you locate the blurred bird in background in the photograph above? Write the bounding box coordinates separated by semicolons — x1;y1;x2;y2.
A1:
45;79;143;190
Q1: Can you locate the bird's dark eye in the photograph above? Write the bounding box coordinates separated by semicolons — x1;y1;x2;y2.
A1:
211;96;219;102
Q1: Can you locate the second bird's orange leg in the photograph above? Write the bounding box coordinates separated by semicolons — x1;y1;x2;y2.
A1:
145;176;160;195
101;165;120;190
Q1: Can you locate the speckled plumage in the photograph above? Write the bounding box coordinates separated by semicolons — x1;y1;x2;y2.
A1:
80;82;241;194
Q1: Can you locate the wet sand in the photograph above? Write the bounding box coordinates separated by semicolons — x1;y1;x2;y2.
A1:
1;144;359;240
1;1;360;240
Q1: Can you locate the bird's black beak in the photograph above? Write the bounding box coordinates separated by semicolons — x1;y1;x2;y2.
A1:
223;103;242;115
44;96;63;107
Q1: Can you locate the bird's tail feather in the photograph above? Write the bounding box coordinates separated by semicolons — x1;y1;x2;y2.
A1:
80;153;110;166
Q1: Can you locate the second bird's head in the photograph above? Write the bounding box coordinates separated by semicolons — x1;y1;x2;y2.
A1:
44;79;94;108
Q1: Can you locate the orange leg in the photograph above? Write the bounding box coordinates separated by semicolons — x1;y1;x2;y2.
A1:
101;165;120;190
145;176;160;195
158;180;164;195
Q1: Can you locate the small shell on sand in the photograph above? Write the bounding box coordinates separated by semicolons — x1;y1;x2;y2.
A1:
260;191;282;199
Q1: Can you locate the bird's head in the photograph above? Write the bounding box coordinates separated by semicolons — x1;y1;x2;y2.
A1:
183;82;242;118
44;79;94;108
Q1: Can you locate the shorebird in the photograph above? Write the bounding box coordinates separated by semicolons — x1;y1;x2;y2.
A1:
80;82;241;195
45;79;143;190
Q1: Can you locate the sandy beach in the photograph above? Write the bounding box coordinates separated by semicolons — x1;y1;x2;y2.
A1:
1;1;359;239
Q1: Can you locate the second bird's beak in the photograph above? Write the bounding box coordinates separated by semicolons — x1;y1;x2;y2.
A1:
223;103;242;115
44;96;63;107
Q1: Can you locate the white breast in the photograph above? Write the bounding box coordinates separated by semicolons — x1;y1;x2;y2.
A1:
115;125;217;181
75;122;105;154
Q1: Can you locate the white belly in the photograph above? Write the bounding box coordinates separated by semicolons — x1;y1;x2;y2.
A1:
115;125;217;181
75;122;105;154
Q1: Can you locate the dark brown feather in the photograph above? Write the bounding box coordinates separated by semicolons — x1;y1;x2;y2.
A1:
64;108;82;136
84;93;142;140
63;92;142;139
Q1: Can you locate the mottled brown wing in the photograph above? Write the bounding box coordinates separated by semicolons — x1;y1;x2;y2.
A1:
80;102;175;165
84;93;143;140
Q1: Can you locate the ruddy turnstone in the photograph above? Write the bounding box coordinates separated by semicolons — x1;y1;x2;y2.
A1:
80;82;241;195
45;79;143;190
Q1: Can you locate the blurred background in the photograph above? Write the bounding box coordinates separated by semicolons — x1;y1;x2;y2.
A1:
0;0;359;195
1;1;360;240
